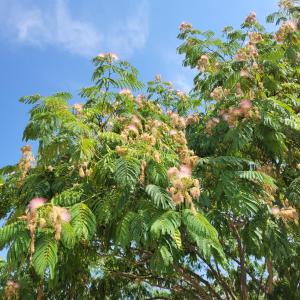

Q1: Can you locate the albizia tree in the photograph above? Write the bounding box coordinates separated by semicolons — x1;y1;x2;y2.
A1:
0;1;299;299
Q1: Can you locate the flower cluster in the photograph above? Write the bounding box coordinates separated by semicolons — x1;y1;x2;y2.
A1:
179;22;193;32
167;111;187;129
119;88;133;97
248;32;263;44
5;280;20;300
206;117;220;135
176;90;188;101
51;206;72;240
235;44;258;61
279;0;296;9
19;198;71;259
17;145;35;185
113;96;200;203
167;164;200;211
275;20;297;42
210;86;230;101
220;99;260;128
73;103;83;114
186;114;200;126
245;11;256;23
197;55;209;72
97;52;119;62
271;205;298;224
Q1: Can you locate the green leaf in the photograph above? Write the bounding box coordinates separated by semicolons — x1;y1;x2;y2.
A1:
145;184;174;209
32;235;58;279
150;211;181;238
51;190;83;206
115;157;140;186
70;203;96;241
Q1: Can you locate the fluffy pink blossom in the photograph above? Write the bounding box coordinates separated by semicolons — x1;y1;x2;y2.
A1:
197;55;209;71
169;129;178;136
97;52;118;61
27;198;47;211
177;165;192;179
172;192;184;204
240;69;250;78
232;108;243;116
119;89;132;96
52;206;71;223
248;32;263;44
179;22;192;32
190;187;201;199
245;11;256;23
279;0;295;9
73;103;83;113
271;206;280;216
58;207;71;223
176;91;187;99
127;124;139;135
222;113;229;121
240;100;252;110
167;167;178;179
211;117;220;124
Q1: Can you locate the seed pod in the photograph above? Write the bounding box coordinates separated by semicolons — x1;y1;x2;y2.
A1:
79;167;85;178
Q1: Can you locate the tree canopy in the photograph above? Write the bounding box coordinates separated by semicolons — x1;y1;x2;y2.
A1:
0;1;300;299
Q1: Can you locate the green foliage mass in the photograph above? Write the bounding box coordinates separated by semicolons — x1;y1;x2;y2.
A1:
0;2;300;299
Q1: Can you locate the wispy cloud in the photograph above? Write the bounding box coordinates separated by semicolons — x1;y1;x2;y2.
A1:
106;0;149;56
0;0;149;58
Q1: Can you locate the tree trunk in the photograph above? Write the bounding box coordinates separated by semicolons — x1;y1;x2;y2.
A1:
266;257;274;294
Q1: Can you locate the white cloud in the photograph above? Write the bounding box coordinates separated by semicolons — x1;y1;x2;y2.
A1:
0;0;149;57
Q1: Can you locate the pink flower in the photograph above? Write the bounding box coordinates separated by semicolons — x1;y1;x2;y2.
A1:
52;206;71;223
248;32;263;44
167;167;178;179
284;20;297;31
119;89;132;96
210;87;224;101
240;100;252;110
222;113;229;121
58;207;71;223
240;69;250;78
179;22;193;32
176;91;187;99
28;198;47;211
271;206;280;216
219;109;225;116
177;165;192;179
97;52;119;62
197;55;209;71
245;11;256;23
190;187;201;199
73;103;83;113
127;124;139;133
279;0;295;9
211;117;220;124
232;108;243;116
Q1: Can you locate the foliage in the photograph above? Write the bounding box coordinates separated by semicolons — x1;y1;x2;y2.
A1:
0;2;300;299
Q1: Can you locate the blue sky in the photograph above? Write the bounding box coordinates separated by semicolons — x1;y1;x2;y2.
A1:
0;0;278;168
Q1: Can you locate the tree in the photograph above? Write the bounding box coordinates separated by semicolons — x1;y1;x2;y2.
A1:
0;1;299;299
